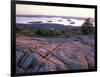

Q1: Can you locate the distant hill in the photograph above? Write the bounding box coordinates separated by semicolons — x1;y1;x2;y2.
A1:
16;23;80;31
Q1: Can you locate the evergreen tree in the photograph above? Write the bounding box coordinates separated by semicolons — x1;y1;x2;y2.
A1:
81;18;95;35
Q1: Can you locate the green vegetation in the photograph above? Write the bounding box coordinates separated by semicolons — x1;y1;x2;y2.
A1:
16;18;95;37
35;29;64;36
16;28;81;38
81;18;95;35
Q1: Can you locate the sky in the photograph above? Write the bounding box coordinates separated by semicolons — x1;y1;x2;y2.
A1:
16;4;95;18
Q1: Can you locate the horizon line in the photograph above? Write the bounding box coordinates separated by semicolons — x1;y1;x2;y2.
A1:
16;14;94;19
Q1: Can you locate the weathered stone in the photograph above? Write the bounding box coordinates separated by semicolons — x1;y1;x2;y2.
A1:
32;62;42;72
38;59;56;72
34;48;49;57
16;51;25;65
16;66;24;74
86;56;95;69
47;54;69;70
43;43;60;51
19;52;43;69
52;43;89;69
16;34;95;73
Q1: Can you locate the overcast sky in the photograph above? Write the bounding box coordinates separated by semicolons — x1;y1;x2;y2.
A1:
16;4;95;18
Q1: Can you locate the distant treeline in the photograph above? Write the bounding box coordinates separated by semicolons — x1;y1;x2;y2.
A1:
16;18;95;37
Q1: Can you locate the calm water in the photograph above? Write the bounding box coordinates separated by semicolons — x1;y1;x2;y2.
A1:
16;16;86;26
